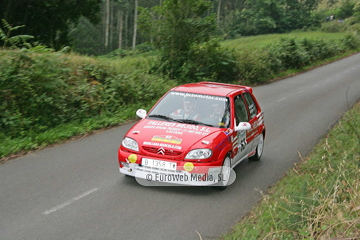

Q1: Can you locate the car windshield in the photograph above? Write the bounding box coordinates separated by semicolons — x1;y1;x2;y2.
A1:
147;91;230;128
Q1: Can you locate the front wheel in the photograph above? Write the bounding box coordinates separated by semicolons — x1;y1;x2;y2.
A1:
249;133;264;161
211;154;231;190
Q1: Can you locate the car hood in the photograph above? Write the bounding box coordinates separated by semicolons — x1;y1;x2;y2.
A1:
127;119;225;153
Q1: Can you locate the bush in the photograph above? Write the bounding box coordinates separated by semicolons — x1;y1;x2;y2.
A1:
321;21;347;33
235;49;273;84
154;39;240;83
267;37;311;69
0;51;175;139
264;35;359;74
341;33;360;49
181;39;240;83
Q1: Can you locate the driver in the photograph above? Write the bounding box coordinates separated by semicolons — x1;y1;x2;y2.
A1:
171;96;200;120
208;101;230;127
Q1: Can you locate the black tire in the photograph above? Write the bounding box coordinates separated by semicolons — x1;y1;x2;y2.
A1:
249;133;264;161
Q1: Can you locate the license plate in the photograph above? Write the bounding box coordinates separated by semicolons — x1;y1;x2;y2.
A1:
142;158;177;171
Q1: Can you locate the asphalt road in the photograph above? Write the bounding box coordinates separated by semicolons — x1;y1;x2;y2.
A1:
1;54;359;240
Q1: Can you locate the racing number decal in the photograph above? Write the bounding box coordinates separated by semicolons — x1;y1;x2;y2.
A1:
240;138;246;152
237;131;247;152
232;131;247;153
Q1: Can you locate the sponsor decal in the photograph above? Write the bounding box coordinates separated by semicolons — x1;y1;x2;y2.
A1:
223;128;233;136
143;141;182;150
148;120;177;127
201;140;210;145
151;135;182;144
170;92;228;102
231;135;239;147
257;112;264;125
143;122;212;136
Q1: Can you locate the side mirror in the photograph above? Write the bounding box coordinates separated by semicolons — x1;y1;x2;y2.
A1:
136;109;147;119
235;122;251;131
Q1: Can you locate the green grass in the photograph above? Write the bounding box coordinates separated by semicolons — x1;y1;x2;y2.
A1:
317;0;360;10
221;32;347;50
223;102;360;240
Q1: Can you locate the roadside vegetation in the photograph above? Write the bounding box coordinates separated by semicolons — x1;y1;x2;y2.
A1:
223;101;360;240
1;31;359;161
1;0;360;162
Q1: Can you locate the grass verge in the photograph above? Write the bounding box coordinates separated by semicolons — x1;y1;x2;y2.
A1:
221;32;347;50
222;102;360;239
0;101;157;163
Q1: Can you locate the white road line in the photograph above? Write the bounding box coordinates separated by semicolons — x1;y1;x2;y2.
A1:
298;90;305;94
43;188;99;215
313;84;319;87
277;97;287;102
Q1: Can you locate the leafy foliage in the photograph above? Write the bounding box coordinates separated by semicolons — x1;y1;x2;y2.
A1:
0;19;34;48
0;51;175;141
138;0;239;82
336;0;356;19
234;34;360;84
227;0;321;37
0;0;102;50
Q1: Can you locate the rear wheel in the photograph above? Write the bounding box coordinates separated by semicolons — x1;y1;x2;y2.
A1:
211;154;231;190
249;133;264;161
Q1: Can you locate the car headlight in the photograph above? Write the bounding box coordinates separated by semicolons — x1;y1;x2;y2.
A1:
121;137;139;151
185;149;212;159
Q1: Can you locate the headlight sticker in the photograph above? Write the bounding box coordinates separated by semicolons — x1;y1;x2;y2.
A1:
183;162;194;172
128;154;137;163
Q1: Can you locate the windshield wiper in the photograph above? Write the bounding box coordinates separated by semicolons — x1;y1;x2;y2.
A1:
148;114;174;121
175;119;213;127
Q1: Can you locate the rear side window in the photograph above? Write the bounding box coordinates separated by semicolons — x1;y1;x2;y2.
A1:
244;93;258;119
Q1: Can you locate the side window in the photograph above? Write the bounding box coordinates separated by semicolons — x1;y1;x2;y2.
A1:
234;95;249;124
244;93;258;119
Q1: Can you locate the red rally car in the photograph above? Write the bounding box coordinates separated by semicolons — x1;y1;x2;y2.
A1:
118;82;265;189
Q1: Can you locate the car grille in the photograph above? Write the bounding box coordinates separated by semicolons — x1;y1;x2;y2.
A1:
142;146;182;156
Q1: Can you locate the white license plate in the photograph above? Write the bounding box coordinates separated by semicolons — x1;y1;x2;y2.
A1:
142;158;177;171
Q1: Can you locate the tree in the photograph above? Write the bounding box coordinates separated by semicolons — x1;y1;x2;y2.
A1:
228;0;321;36
132;0;138;49
0;0;102;50
138;0;217;78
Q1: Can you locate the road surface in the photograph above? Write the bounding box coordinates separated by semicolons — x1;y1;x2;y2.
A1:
1;53;359;240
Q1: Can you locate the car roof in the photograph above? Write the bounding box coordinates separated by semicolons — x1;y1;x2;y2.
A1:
171;82;252;96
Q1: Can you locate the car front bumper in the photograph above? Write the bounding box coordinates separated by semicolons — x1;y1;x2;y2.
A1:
118;150;225;186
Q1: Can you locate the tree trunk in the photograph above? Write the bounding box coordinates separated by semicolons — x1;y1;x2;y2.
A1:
132;0;138;50
125;12;129;48
110;0;114;48
217;0;222;27
118;11;123;49
105;0;110;48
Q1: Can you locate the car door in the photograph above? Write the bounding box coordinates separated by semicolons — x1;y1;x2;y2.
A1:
243;92;261;152
231;94;251;166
